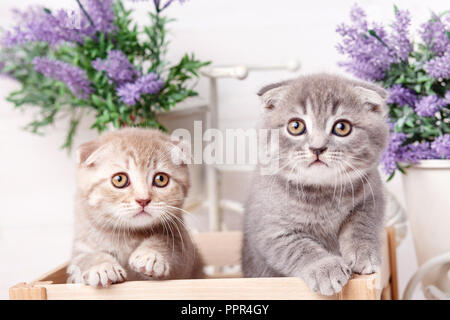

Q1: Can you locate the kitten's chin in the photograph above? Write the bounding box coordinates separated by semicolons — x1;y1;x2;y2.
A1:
124;211;160;229
296;165;342;186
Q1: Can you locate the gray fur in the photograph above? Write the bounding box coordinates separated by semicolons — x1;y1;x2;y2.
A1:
242;73;389;296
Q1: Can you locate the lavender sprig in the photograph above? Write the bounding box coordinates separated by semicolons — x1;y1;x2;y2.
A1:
425;52;450;79
390;8;413;61
419;12;450;56
92;50;138;85
336;4;397;81
117;73;164;105
33;57;93;99
2;7;87;47
387;84;418;107
414;95;444;117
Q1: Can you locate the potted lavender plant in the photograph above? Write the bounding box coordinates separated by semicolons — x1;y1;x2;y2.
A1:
0;0;209;149
337;4;450;298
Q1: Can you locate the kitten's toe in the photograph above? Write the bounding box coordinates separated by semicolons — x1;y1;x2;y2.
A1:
351;248;380;274
301;256;351;296
129;250;170;279
82;263;127;288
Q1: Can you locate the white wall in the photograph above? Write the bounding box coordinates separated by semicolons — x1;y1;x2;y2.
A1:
1;0;447;299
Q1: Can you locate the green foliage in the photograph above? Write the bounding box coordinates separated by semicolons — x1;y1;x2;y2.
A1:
382;42;450;144
1;1;210;150
365;8;450;178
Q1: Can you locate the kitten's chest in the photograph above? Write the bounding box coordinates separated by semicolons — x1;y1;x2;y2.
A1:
96;235;140;265
282;194;351;246
113;243;138;266
287;194;350;223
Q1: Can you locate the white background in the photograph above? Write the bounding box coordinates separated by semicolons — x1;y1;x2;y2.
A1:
1;0;448;299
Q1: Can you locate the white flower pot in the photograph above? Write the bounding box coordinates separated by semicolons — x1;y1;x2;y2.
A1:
401;160;450;298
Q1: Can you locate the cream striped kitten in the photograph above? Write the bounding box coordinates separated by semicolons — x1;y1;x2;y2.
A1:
67;128;203;287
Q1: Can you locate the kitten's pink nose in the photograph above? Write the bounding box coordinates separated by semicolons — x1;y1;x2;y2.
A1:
136;198;151;207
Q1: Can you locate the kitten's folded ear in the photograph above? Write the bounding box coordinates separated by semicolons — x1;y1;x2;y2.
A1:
76;140;110;167
351;80;389;117
257;79;292;110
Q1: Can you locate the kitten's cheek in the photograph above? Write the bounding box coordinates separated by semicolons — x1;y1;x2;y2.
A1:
87;190;102;207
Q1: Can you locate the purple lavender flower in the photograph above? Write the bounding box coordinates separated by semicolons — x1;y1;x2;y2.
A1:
136;74;164;94
81;0;116;35
399;142;438;163
336;5;397;81
92;50;138;85
390;9;412;61
2;1;116;47
2;7;87;47
33;57;93;99
381;132;447;174
419;13;450;56
414;95;444;117
117;73;164;105
431;134;450;158
387;84;418;107
381;132;407;175
117;82;142;105
425;52;450;79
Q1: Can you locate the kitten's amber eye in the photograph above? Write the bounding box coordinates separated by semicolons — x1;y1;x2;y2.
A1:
332;120;352;137
287;119;306;136
111;173;129;188
153;173;169;188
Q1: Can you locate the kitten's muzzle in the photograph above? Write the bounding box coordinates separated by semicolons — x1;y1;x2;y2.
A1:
309;146;327;156
136;198;151;208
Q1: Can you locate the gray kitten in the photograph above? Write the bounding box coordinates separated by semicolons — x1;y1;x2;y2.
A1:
242;73;389;296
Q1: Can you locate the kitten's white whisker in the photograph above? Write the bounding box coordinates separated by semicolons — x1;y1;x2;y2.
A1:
341;159;376;206
162;211;187;256
161;214;176;256
341;162;355;208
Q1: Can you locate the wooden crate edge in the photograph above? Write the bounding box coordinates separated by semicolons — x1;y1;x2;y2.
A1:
9;282;47;300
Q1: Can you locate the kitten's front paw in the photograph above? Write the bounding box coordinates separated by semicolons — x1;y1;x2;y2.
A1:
301;256;351;296
81;263;127;288
129;249;170;279
345;247;380;274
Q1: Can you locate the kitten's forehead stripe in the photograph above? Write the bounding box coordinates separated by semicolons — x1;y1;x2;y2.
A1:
331;98;341;115
300;104;307;115
146;155;153;170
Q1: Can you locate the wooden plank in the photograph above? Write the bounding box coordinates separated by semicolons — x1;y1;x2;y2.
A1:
34;262;69;284
379;229;391;293
381;283;392;300
9;283;47;300
338;274;379;300
36;277;337;300
387;227;399;300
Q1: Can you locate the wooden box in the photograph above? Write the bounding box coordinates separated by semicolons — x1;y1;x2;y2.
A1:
10;229;398;300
